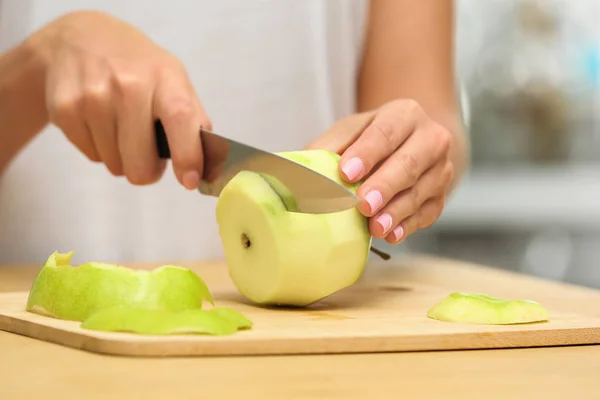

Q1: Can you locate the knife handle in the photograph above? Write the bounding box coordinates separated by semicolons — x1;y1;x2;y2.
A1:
154;120;171;159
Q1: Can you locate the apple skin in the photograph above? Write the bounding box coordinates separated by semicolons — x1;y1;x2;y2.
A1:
216;149;372;307
81;306;252;335
26;251;214;321
427;292;550;325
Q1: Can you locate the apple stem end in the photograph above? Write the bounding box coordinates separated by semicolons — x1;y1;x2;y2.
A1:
370;246;391;261
241;233;251;249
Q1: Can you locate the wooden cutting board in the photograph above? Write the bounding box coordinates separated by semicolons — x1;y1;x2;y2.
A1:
1;256;600;357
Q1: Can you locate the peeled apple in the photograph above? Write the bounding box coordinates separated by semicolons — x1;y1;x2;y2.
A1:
215;149;372;307
427;292;550;325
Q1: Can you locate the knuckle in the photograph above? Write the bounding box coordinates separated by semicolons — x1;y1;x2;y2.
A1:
370;120;396;146
159;55;187;75
377;180;395;206
397;153;420;185
426;198;446;227
426;207;444;228
171;146;200;169
443;162;455;184
49;95;81;126
85;80;111;104
401;98;423;118
163;96;196;122
408;214;420;235
437;127;452;154
384;99;423;128
409;186;420;213
113;73;144;97
386;98;405;114
172;156;197;173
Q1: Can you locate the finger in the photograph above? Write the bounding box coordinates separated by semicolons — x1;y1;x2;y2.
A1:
357;122;452;216
115;73;166;185
201;135;230;183
152;68;211;190
338;99;424;183
82;61;122;176
304;111;375;153
368;160;453;238
46;53;100;162
384;195;446;245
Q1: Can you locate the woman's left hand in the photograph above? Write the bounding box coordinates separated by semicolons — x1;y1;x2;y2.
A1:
306;99;455;244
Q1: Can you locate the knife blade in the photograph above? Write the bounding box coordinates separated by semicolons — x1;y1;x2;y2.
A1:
154;121;361;214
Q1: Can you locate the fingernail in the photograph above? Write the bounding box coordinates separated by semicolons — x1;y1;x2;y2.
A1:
182;170;200;190
365;190;383;213
341;157;364;181
393;225;404;242
376;213;393;234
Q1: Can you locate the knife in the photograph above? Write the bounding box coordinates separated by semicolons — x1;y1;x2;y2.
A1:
154;121;361;214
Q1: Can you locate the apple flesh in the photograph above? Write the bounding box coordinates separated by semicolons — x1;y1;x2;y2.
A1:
427;292;550;325
216;149;372;307
26;251;214;321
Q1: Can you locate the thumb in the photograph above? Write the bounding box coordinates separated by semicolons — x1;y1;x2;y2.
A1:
304;110;376;153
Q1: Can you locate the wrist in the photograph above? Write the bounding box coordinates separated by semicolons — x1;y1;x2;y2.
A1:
427;107;470;193
0;31;52;171
13;33;51;127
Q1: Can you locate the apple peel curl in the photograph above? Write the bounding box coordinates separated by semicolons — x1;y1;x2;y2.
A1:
427;292;550;325
26;251;252;336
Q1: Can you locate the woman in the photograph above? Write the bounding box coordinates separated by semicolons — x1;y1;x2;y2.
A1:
0;0;469;264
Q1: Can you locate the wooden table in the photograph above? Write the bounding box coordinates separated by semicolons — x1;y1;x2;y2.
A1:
1;258;599;399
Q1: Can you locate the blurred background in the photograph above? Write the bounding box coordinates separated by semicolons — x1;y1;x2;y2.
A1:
377;0;600;289
1;0;598;287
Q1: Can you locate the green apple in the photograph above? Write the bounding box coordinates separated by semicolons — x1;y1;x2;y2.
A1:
81;306;252;336
216;149;372;307
427;292;550;325
26;251;214;321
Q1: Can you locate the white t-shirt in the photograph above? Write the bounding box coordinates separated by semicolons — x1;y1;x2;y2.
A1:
0;0;369;264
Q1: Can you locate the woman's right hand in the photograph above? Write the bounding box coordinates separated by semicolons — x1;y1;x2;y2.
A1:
31;10;211;189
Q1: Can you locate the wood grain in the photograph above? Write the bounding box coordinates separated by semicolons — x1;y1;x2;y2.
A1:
2;256;600;357
2;256;600;399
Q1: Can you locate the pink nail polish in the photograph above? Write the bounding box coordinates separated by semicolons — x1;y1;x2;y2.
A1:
365;190;383;213
341;157;364;181
393;225;404;242
376;213;393;233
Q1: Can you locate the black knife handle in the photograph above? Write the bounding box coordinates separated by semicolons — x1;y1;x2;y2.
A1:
154;122;227;186
154;120;171;159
